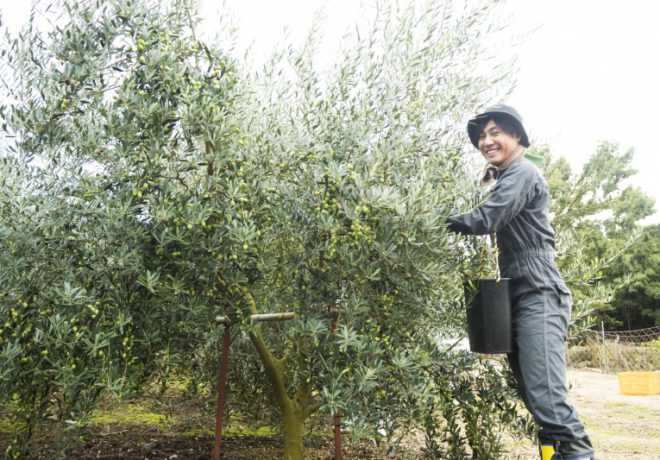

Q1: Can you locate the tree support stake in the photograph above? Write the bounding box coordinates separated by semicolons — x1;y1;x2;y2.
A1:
328;303;343;460
212;311;296;460
213;325;231;460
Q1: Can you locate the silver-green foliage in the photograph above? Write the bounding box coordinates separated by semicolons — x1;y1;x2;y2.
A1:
205;1;532;456
1;0;244;455
0;0;532;458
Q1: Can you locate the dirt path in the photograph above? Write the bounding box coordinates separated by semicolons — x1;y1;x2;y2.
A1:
509;370;660;459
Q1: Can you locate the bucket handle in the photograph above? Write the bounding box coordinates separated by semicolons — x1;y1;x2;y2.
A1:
490;233;501;282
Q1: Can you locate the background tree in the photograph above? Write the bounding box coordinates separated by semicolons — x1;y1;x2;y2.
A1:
604;224;660;328
533;141;656;333
1;0;534;458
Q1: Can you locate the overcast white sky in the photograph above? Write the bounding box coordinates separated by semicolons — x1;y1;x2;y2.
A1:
2;0;659;222
505;0;660;224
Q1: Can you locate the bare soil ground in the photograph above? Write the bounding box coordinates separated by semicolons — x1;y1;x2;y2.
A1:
1;370;658;459
506;370;660;459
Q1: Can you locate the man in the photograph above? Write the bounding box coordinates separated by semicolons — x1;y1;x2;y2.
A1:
446;105;595;460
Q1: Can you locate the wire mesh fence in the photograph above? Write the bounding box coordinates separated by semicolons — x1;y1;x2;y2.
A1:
567;324;660;373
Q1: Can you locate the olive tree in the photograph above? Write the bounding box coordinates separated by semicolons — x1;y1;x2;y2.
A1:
224;2;527;457
0;0;246;456
1;0;531;458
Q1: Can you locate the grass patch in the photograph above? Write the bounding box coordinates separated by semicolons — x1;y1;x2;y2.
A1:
224;424;278;437
89;403;168;427
0;421;23;435
182;425;278;438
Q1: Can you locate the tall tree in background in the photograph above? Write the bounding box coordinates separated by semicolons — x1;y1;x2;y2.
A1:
538;141;656;332
605;224;660;328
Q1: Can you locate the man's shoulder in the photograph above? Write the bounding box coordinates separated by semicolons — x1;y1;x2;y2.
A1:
495;159;547;195
504;158;541;179
509;158;543;180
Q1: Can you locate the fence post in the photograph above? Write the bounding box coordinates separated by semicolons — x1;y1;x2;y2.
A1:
601;321;608;374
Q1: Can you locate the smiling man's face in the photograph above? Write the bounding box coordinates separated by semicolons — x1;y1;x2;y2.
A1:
477;119;521;166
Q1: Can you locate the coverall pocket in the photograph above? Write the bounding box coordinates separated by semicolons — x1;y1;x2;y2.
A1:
558;292;572;340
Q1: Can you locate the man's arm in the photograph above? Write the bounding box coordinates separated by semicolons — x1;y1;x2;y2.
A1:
446;163;535;235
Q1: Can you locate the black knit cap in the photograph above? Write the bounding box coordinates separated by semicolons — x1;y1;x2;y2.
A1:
467;105;530;148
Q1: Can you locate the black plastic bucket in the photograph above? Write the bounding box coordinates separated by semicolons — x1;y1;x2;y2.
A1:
464;278;512;354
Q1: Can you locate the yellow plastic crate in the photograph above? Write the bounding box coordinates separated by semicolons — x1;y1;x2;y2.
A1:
617;371;660;395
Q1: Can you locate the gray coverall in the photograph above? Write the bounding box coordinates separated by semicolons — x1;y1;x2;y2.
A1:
447;159;594;458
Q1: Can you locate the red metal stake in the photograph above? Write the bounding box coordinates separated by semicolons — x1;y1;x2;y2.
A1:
211;312;295;459
213;325;231;460
328;304;343;460
333;411;343;460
